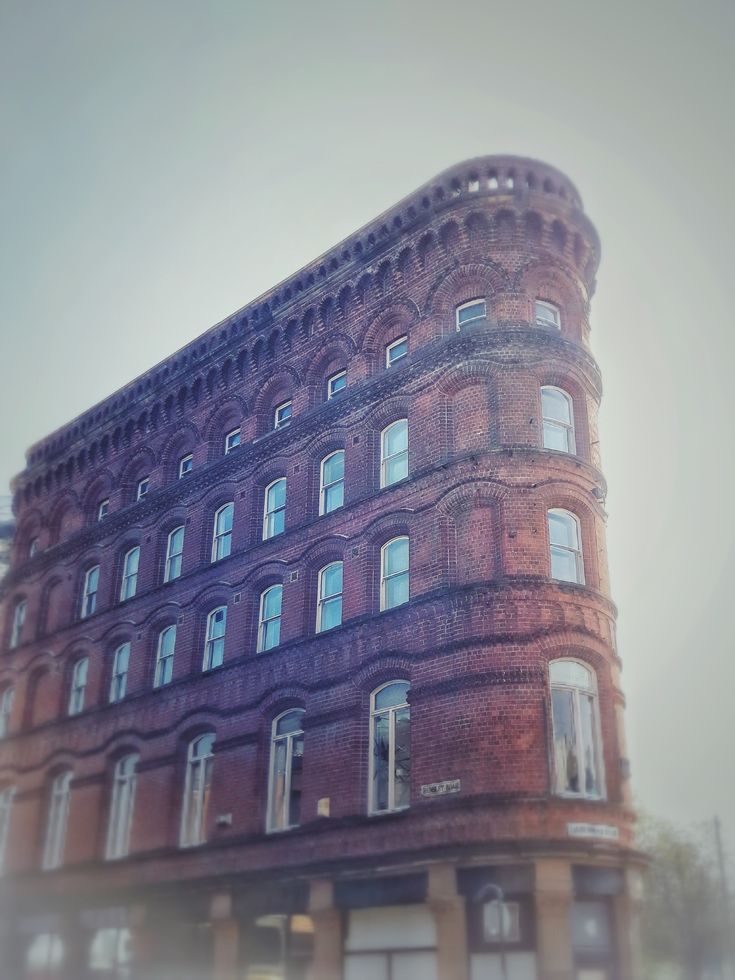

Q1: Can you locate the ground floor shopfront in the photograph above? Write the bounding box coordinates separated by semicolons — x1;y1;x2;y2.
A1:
2;855;644;980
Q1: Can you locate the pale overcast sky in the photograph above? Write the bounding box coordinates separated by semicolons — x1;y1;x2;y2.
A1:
1;1;734;858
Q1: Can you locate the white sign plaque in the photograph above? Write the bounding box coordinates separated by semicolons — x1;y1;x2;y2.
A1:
420;779;461;798
567;822;620;841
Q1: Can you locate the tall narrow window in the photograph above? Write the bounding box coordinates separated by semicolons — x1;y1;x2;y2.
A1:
120;546;140;602
535;299;561;329
548;509;584;584
380;419;408;488
211;503;234;562
550;660;604;799
263;479;286;540
0;688;13;737
386;335;408;367
164;526;185;582
109;643;130;704
224;428;241;454
105;754;138;860
274;401;292;430
81;566;100;619
180;734;214;848
319;451;345;515
380;537;409;611
9;599;26;648
68;657;88;716
0;786;14;873
42;771;72;870
267;710;305;832
456;298;487;328
136;477;150;501
369;681;410;814
541;386;576;454
98;498;110;521
327;370;346;399
29;538;39;558
154;625;176;688
203;607;227;671
316;562;343;633
179;454;193;477
257;585;283;653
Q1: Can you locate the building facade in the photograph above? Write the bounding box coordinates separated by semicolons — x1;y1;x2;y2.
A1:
0;156;642;980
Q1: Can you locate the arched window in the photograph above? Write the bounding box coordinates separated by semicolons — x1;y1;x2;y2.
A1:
541;386;576;454
109;643;130;704
105;754;138;860
455;298;487;329
0;687;13;738
154;625;176;688
267;710;305;832
386;335;408;367
327;370;346;400
68;657;88;716
263;479;286;540
224;427;241;454
120;546;140;601
80;565;100;619
316;562;343;633
369;681;410;814
0;785;15;873
380;420;408;488
179;454;193;478
89;928;132;974
10;598;27;649
257;586;283;653
274;400;293;430
180;734;214;848
549;660;604;799
25;934;64;974
42;770;72;870
548;509;584;584
164;526;185;582
319;451;345;515
211;503;234;562
203;607;227;671
535;299;561;329
380;537;409;611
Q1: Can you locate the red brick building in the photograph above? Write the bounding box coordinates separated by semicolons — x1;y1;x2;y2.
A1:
0;156;642;980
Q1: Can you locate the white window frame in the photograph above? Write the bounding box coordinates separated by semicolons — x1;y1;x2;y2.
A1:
42;771;72;870
267;709;305;833
549;659;605;800
180;734;214;848
120;546;140;602
224;428;241;454
81;566;99;619
0;786;14;874
9;599;26;649
535;299;561;329
154;625;176;688
368;680;411;815
319;451;345;516
164;525;185;583
0;688;13;738
109;642;130;704
541;386;576;454
97;498;110;521
385;335;408;367
548;509;585;584
274;400;293;430
211;503;234;562
455;298;487;329
257;585;283;653
105;754;138;860
68;657;88;716
316;562;343;633
380;419;409;489
178;454;193;478
263;479;286;540
380;536;410;611
136;477;150;501
327;370;347;400
202;606;227;671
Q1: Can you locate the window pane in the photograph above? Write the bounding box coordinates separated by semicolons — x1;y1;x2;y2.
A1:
320;595;342;631
394;706;411;808
290;734;304;825
323;451;345;483
324;482;344;512
548;512;578;549
550;660;592;688
374;682;409;711
384;539;409;576
550;546;580;583
384;421;408;457
457;300;486;324
271;741;287;828
385;571;409;608
276;711;304;736
542;388;571;424
269;480;286;510
580;692;600;796
543;420;571;452
372;715;390;811
384;455;408;485
551;688;579;793
263;587;282;620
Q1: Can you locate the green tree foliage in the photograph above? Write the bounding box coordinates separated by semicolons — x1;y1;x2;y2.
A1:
637;813;731;980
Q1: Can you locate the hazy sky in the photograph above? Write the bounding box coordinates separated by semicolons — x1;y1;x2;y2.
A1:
1;1;734;858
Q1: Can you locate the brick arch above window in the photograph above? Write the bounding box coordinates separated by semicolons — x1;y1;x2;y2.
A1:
158;423;202;481
513;259;588;342
426;261;510;323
